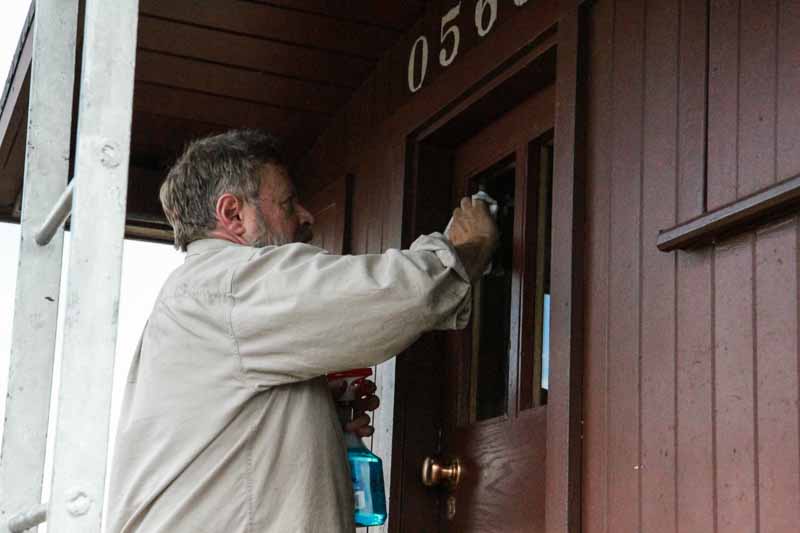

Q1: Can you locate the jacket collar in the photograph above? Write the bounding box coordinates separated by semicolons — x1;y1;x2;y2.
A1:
185;238;244;258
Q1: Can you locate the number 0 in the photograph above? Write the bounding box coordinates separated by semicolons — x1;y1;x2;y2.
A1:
474;0;497;37
408;36;429;93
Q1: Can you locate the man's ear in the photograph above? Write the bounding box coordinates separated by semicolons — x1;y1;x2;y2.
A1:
215;193;246;237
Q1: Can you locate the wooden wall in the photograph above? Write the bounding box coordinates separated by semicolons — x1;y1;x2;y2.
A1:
297;0;800;531
583;1;800;533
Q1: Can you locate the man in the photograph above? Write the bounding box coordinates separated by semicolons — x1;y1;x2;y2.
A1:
107;130;497;532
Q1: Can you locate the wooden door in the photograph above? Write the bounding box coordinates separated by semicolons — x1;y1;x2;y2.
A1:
443;87;554;532
394;84;556;532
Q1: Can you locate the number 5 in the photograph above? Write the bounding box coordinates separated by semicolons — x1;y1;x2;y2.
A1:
439;3;461;67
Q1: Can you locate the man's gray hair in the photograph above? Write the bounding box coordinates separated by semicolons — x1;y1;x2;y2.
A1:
160;129;286;251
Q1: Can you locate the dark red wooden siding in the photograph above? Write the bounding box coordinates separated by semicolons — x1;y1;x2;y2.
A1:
296;0;800;531
583;1;800;533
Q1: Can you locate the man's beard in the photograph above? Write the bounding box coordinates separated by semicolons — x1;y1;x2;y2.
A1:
248;213;313;248
294;223;313;244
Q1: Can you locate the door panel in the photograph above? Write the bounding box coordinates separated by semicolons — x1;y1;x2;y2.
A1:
451;409;547;532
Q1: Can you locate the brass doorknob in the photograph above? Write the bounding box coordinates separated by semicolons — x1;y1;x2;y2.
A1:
421;456;462;489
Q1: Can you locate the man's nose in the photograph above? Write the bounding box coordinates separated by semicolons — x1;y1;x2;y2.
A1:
298;204;315;226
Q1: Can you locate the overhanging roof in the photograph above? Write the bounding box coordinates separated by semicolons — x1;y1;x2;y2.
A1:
0;0;427;240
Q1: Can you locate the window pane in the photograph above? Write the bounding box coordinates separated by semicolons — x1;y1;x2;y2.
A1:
541;294;550;391
472;163;515;421
533;142;553;405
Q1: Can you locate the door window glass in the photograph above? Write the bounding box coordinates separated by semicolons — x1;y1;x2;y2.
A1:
462;138;554;422
532;142;553;406
470;161;516;421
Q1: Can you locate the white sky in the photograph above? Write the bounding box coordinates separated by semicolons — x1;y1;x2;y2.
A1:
0;3;184;530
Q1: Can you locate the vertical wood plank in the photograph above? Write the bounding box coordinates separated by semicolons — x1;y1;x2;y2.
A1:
737;0;777;196
582;0;614;530
382;143;405;251
676;3;715;530
350;173;369;255
676;248;715;533
357;154;387;533
606;1;644;532
372;55;393;131
776;0;800;180
363;160;384;533
373;144;404;533
754;219;800;533
707;0;740;210
640;1;678;532
547;2;587;531
367;175;383;255
375;145;406;533
677;0;708;220
347;77;376;168
714;235;757;533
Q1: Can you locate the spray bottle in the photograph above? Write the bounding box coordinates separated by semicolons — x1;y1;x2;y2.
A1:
327;368;387;527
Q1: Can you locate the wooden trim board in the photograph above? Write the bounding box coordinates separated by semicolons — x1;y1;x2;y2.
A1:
657;173;800;251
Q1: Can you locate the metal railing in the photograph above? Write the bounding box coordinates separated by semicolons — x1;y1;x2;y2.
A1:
34;181;73;246
0;0;139;531
6;505;46;533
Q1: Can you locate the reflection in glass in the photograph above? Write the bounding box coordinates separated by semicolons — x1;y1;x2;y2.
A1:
533;143;553;405
540;294;550;390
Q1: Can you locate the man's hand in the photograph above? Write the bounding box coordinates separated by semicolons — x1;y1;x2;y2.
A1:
447;197;499;281
329;378;380;437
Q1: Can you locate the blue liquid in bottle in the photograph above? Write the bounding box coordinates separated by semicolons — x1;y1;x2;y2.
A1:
346;433;387;527
329;368;388;527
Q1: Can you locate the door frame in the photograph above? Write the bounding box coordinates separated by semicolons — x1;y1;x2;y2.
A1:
391;3;588;532
546;4;587;532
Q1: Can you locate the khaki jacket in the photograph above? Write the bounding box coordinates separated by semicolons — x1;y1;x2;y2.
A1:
106;234;471;533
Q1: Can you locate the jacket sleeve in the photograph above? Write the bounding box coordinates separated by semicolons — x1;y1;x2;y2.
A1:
230;233;472;387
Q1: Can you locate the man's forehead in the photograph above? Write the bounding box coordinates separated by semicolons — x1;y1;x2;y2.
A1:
260;163;295;195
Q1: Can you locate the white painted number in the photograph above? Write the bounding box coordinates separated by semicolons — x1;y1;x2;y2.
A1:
439;3;462;67
474;0;497;37
408;35;429;93
408;0;529;92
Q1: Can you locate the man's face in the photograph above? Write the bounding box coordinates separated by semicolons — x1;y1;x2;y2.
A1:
242;163;314;247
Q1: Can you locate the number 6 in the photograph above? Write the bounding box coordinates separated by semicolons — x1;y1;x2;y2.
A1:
439;3;461;67
475;0;497;37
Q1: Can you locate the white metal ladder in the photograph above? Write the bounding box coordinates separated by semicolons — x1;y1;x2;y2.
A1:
0;0;139;531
